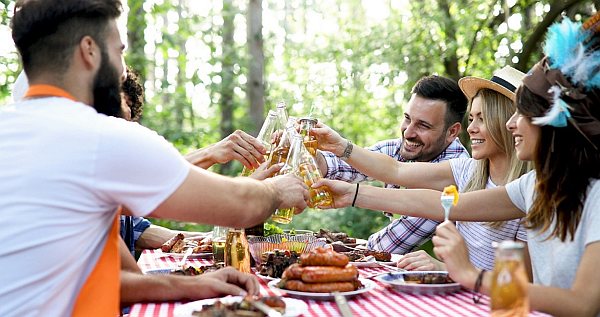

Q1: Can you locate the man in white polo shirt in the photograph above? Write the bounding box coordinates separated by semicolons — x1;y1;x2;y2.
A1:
0;1;308;316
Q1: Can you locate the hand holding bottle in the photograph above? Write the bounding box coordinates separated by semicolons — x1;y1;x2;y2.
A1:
265;173;309;213
310;121;348;156
310;178;355;209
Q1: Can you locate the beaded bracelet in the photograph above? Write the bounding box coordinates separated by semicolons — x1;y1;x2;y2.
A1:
351;183;360;207
472;269;486;304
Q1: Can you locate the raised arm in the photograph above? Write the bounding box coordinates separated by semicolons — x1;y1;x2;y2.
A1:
184;130;266;170
311;122;455;190
149;166;309;228
314;178;523;222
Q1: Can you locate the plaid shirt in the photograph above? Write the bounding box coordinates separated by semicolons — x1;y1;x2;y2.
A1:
322;137;470;254
120;216;152;256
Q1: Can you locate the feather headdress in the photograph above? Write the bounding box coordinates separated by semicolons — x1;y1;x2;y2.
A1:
532;16;600;127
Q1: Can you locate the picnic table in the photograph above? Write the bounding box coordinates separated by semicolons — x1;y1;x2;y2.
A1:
129;249;548;317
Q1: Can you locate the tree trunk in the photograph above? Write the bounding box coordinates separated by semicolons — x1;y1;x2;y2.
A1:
437;0;460;80
247;0;265;137
220;0;236;174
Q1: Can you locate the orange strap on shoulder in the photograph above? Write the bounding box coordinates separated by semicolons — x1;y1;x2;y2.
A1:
25;85;77;102
71;214;121;317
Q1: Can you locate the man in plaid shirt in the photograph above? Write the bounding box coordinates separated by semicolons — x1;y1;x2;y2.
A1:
316;75;470;254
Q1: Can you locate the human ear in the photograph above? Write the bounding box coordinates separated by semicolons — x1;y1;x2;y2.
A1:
446;122;462;140
78;35;101;71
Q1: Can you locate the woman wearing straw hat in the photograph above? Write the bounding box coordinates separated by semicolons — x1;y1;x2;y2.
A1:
316;14;600;316
311;66;530;272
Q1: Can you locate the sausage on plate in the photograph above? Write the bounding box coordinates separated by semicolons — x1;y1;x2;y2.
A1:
161;233;184;252
300;247;349;267
301;265;358;283
283;279;360;293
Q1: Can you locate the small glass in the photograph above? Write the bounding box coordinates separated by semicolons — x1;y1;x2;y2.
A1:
225;228;251;273
490;241;529;317
212;226;229;265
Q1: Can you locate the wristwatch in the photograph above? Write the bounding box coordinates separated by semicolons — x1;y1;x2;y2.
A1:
339;140;353;159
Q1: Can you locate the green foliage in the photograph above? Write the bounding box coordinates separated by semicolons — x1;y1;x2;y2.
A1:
0;0;596;240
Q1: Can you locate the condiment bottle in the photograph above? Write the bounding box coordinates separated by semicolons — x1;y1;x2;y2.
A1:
224;228;251;273
490;240;529;317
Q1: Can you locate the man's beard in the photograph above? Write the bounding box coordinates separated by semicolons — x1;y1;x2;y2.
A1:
92;50;124;118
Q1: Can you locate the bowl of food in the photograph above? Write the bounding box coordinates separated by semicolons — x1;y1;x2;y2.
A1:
248;233;326;265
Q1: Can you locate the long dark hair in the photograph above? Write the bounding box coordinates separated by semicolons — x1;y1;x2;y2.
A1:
516;85;600;241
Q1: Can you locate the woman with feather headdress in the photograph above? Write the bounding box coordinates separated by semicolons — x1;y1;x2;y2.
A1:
315;13;600;316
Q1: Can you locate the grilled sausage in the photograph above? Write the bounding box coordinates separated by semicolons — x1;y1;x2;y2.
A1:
301;265;358;283
300;247;349;267
282;263;304;280
283;280;360;293
161;233;184;252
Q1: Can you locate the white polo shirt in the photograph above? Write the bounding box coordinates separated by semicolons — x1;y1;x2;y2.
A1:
0;97;190;316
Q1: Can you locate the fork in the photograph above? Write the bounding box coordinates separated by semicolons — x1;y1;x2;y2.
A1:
178;247;193;268
441;195;454;222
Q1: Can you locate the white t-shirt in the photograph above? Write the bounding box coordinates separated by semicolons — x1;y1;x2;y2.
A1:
449;157;527;270
0;98;190;316
506;171;600;290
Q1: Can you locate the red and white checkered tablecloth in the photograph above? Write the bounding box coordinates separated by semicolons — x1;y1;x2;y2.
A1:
129;250;548;317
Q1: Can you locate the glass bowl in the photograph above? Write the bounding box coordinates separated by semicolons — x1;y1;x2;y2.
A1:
248;233;326;265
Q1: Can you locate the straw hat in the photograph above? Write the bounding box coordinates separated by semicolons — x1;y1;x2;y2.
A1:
459;66;525;102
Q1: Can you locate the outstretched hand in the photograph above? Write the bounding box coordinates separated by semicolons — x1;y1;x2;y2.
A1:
432;221;478;285
310;121;347;156
396;250;445;271
248;162;283;180
311;178;355;209
266;173;309;213
194;267;260;298
197;130;267;169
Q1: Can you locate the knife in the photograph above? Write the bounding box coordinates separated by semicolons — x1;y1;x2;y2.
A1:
249;299;283;317
333;291;354;317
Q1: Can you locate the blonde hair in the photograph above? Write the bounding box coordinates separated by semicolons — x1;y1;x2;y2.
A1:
463;89;531;228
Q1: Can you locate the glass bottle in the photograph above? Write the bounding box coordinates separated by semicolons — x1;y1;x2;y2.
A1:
211;226;229;265
299;117;318;156
240;110;279;177
490;240;529;317
289;135;334;208
268;117;298;167
270;133;305;224
224;228;251;273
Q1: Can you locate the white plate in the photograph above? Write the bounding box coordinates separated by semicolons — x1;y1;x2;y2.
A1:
173;295;307;317
268;278;375;300
161;252;213;259
375;271;461;295
350;254;402;268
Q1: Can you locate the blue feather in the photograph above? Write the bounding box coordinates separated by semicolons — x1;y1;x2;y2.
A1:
544;19;584;69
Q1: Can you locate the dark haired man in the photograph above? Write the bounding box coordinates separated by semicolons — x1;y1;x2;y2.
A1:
314;75;469;253
0;1;308;316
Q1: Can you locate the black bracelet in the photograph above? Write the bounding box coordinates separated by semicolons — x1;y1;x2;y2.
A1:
472;269;486;304
351;183;360;207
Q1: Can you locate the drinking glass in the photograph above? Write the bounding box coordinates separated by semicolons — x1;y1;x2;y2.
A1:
212;226;229;265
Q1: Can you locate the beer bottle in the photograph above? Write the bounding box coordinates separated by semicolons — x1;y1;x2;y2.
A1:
490;240;529;317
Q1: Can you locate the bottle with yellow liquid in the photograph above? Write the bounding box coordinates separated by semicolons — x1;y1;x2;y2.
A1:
211;226;229;265
240;110;279;177
224;228;251;273
299;117;318;156
490;241;529;317
270;131;304;224
289;135;334;208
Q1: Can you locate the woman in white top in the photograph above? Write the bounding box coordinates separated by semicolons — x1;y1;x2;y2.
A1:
311;66;530;272
315;15;600;316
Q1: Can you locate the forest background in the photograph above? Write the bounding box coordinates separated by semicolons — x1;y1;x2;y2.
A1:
0;0;596;239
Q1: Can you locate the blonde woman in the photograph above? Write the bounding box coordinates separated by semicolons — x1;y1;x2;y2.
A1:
312;66;530;272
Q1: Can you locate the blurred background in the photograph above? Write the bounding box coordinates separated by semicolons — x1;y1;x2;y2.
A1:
0;0;596;238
